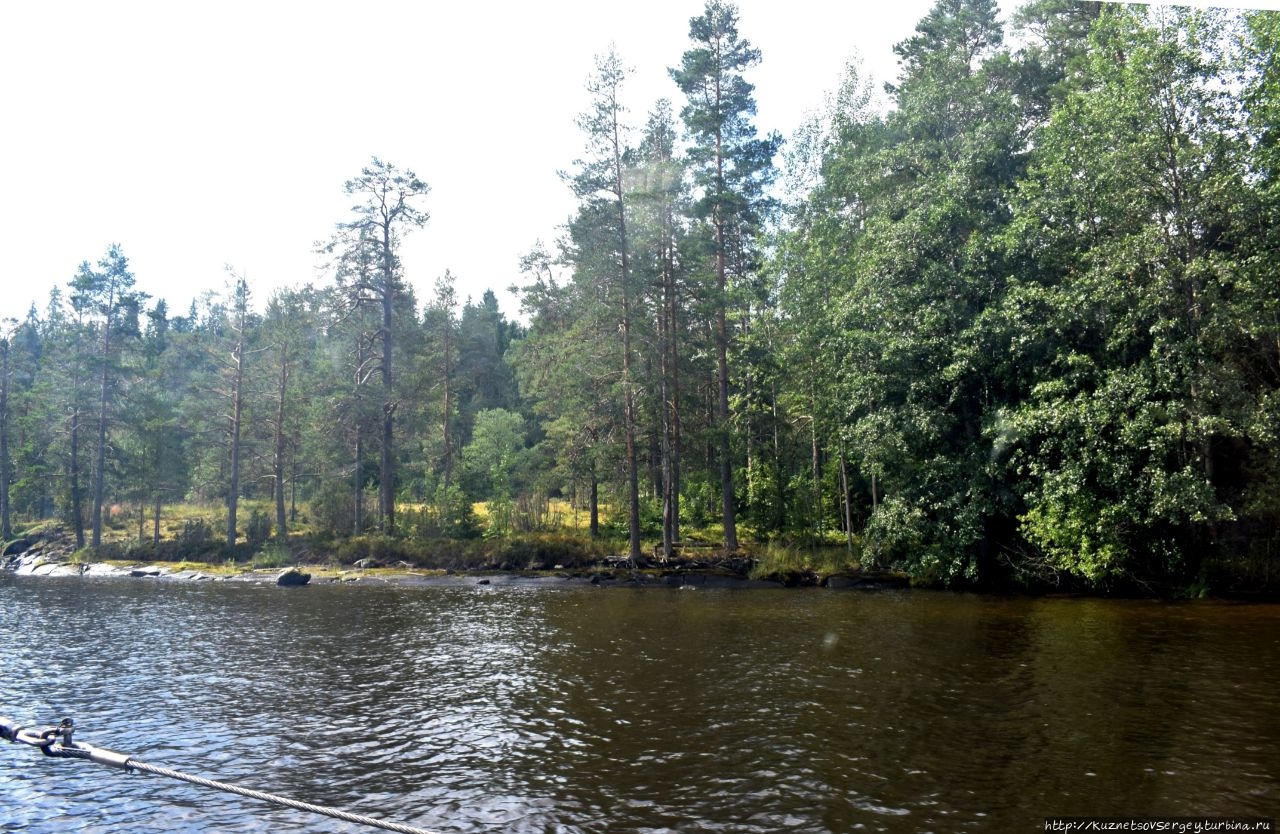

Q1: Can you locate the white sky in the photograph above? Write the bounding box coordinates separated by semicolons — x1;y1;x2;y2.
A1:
1;1;1276;324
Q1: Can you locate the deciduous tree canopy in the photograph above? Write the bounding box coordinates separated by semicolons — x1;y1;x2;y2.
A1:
3;2;1278;593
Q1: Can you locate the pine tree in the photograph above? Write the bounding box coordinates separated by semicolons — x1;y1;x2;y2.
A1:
69;244;145;548
566;47;644;562
671;0;780;551
323;158;430;534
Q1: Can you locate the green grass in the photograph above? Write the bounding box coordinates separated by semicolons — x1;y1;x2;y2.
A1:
11;497;862;579
747;540;860;581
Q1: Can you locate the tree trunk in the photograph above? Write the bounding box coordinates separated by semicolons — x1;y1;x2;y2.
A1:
668;241;682;554
716;230;737;552
290;458;298;523
772;377;785;532
226;329;245;549
380;227;396;534
744;314;755;516
589;468;599;538
618;202;641;564
660;272;675;560
353;334;365;536
811;409;821;539
70;406;84;549
839;452;855;555
273;349;289;541
90;365;109;548
381;398;394;533
353;428;364;536
0;337;11;542
441;320;454;488
600;76;642;565
715;111;738;552
90;303;115;549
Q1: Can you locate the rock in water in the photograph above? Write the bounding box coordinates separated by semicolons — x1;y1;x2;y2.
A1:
276;567;311;587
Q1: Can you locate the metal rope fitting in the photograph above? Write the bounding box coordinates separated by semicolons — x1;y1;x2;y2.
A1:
1;714;442;834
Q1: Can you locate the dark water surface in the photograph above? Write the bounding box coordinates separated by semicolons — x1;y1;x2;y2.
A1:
1;574;1276;833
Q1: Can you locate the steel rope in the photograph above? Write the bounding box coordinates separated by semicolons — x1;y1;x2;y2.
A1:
125;759;443;834
3;717;444;834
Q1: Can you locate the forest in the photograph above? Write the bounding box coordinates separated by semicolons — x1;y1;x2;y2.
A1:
2;0;1279;593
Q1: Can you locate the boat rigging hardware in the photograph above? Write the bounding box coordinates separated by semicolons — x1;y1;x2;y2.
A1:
2;715;442;834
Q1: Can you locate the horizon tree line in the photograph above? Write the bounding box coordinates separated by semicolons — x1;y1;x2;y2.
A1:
1;0;1278;591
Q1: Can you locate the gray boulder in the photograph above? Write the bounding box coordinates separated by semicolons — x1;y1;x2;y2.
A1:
276;567;311;587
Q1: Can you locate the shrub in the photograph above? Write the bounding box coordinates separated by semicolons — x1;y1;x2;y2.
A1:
177;518;215;547
310;480;362;535
245;509;272;547
252;541;290;569
401;485;480;539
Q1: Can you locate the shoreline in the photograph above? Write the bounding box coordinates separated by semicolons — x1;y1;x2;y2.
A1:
9;531;1273;600
1;526;912;591
2;551;909;591
8;555;1280;601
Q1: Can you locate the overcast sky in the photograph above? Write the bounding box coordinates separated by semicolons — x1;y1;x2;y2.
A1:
1;1;1275;324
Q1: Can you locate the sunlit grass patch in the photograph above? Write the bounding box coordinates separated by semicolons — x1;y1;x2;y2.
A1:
747;540;860;581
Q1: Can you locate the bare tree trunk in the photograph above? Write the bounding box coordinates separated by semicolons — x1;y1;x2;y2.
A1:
225;278;250;550
90;290;116;549
226;326;245;549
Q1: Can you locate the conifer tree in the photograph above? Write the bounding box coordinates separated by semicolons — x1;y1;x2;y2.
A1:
70;244;145;548
324;158;430;534
671;0;780;551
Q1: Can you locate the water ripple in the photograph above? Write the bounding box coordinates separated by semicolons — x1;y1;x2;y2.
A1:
2;578;1277;832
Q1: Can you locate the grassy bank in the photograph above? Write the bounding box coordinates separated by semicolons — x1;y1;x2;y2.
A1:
8;499;1273;597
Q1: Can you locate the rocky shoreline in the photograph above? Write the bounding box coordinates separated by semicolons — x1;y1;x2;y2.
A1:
2;527;911;591
3;550;909;591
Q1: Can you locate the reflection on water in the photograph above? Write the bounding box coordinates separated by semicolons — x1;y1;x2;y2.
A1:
0;575;1276;833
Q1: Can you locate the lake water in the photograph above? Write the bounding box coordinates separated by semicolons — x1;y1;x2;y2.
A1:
1;574;1276;833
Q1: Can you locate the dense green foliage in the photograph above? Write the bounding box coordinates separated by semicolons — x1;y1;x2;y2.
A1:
2;1;1279;592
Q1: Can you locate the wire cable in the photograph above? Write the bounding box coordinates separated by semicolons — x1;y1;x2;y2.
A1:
2;716;443;834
